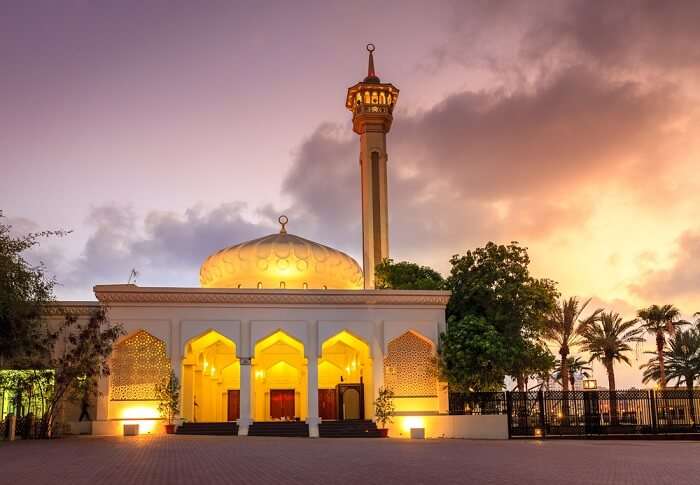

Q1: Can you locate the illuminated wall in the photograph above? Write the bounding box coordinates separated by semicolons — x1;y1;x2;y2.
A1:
384;331;438;413
253;331;306;420
109;331;170;427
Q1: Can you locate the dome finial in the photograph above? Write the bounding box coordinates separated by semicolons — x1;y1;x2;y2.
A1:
278;215;288;234
364;44;380;83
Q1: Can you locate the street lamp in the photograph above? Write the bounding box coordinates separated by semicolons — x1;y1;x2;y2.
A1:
583;379;597;390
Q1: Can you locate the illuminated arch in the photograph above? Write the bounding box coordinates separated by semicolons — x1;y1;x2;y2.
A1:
254;329;304;356
181;329;238;422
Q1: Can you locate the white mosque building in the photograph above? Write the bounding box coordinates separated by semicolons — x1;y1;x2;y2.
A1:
59;46;483;439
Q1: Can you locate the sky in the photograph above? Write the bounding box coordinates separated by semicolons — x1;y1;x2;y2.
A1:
2;1;700;387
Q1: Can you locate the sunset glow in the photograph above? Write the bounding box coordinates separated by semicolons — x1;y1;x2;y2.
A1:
2;2;699;389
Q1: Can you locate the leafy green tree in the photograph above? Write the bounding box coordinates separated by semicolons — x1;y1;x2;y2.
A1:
445;242;559;387
438;315;510;392
0;212;67;367
373;386;395;429
155;369;180;426
42;308;123;437
375;258;445;290
542;297;601;393
509;339;556;391
579;311;643;425
637;304;688;388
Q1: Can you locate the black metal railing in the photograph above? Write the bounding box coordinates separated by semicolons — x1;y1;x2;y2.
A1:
449;392;507;415
449;388;700;438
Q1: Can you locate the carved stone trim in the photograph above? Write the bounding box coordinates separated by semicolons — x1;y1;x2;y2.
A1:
93;285;450;307
45;302;100;316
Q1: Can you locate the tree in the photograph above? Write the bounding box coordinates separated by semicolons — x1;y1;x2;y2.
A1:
155;369;180;428
375;258;445;290
509;339;556;391
640;328;700;423
445;242;559;386
373;386;395;430
542;297;601;393
637;304;688;388
0;212;67;367
438;315;510;392
42;308;123;437
553;356;593;390
579;311;643;425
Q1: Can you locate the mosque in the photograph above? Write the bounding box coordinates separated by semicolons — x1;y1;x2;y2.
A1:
66;46;452;438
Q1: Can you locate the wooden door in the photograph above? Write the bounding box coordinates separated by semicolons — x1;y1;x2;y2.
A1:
318;389;337;420
337;384;364;420
270;390;295;420
227;390;240;421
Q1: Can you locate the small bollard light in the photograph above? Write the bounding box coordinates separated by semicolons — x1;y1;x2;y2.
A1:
534;428;543;438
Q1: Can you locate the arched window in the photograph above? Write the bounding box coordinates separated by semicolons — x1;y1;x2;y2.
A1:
364;91;371;104
384;332;437;397
379;92;386;104
371;92;378;104
110;331;170;400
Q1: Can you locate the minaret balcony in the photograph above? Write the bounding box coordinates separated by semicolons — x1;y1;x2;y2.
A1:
353;102;393;115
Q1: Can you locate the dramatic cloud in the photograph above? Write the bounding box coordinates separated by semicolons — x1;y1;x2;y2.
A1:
280;64;687;276
63;204;271;293
631;230;700;304
522;0;700;72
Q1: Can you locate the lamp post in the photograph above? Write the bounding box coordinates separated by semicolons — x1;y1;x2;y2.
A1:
583;379;598;390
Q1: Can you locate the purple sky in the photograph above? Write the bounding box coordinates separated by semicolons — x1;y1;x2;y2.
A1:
3;1;700;387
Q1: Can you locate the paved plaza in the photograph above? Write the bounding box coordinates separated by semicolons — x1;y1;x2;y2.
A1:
1;436;699;485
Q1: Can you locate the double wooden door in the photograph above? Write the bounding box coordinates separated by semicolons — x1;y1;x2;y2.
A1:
270;389;295;420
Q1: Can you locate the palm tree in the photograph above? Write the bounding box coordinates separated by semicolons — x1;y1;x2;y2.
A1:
543;297;601;393
641;329;700;423
579;311;644;425
637;304;688;388
554;356;593;390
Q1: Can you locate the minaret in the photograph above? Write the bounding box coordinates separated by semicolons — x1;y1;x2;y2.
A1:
346;44;400;289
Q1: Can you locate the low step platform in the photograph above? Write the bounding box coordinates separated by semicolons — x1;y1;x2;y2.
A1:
319;420;382;438
176;422;238;436
248;421;309;437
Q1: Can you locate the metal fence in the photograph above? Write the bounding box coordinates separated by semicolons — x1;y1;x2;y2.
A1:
449;389;700;438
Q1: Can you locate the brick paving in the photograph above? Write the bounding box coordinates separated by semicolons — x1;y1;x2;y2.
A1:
1;436;699;485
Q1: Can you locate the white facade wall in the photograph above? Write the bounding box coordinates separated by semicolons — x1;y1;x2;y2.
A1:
87;285;449;436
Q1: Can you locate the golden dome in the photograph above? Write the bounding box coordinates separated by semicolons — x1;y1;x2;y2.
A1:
200;216;363;290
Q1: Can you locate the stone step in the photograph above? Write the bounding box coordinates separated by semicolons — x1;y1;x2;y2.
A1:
248;422;309;437
176;422;238;436
319;420;382;438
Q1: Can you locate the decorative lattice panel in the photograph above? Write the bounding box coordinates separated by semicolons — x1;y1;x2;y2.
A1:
384;332;437;397
110;331;170;401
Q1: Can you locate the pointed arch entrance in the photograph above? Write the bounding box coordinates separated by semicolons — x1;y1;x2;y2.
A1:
182;330;239;422
253;330;306;421
319;330;372;420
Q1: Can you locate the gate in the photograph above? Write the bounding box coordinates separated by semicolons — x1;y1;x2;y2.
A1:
449;389;700;438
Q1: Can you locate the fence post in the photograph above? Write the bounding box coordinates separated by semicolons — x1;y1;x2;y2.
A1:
505;391;513;439
537;390;546;438
649;389;658;434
